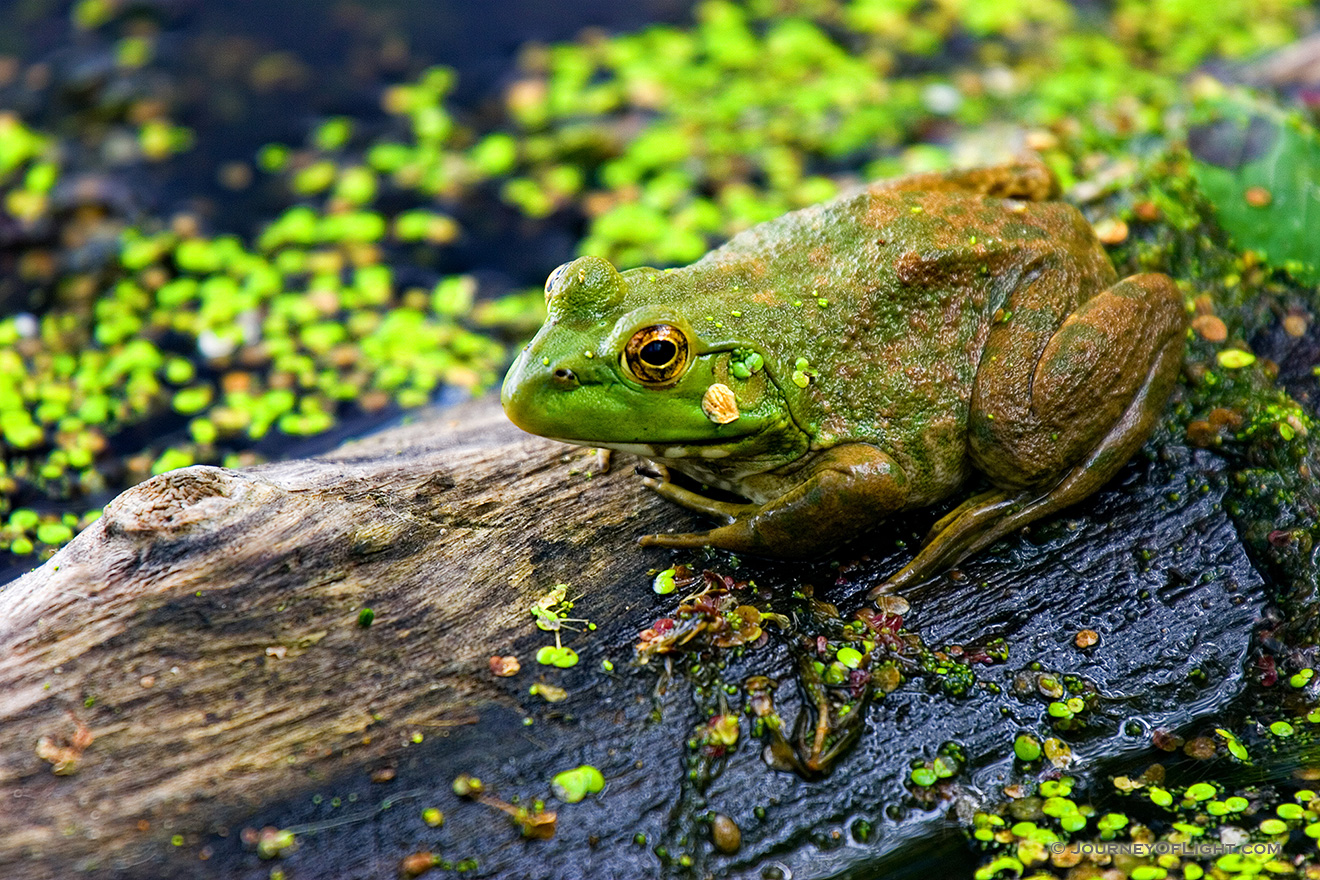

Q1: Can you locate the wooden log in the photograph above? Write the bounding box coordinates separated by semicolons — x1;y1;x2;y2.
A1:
0;396;1263;879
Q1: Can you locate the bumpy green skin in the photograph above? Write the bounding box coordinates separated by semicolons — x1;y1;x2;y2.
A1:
502;163;1188;592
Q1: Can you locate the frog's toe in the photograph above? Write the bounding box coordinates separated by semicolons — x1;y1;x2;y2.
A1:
868;562;949;597
641;519;776;555
640;477;757;521
634;461;670;481
867;488;1020;599
921;489;1001;544
866;579;897;599
867;564;940;600
640;530;718;550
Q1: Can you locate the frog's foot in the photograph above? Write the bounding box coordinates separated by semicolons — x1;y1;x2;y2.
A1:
642;444;909;558
921;489;1003;545
869;489;1021;596
638;476;757;523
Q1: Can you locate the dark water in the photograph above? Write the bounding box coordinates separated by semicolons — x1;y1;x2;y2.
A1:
0;0;691;244
0;0;695;586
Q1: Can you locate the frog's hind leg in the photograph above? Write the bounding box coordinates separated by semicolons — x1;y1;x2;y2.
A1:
920;488;1004;545
870;273;1186;597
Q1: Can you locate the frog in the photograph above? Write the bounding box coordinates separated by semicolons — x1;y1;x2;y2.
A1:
500;161;1187;595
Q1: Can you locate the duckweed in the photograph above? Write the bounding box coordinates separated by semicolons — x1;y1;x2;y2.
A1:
835;646;863;669
1038;778;1073;798
974;855;1023;880
535;646;580;668
1013;734;1041;762
1259;813;1285;832
1276;802;1305;820
1096;812;1127;834
909;766;937;787
1130;867;1166;880
1216;728;1251;761
653;568;678;595
35;522;73;546
550;765;605;803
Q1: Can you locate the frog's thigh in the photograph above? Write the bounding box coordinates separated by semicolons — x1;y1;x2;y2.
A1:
970;273;1185;487
641;444;908;558
873;274;1185;596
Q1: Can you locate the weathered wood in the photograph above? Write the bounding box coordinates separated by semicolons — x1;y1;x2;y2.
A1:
0;396;1264;879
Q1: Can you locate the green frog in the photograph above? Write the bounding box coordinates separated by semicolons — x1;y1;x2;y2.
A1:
501;162;1186;595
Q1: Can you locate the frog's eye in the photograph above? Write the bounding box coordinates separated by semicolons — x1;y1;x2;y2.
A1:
623;325;690;386
544;262;572;302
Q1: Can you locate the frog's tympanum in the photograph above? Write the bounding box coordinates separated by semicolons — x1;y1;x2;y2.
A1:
501;163;1186;594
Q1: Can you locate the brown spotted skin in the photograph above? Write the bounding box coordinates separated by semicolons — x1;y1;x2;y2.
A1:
501;162;1188;590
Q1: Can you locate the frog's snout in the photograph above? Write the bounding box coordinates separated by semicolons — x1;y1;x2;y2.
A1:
501;350;579;437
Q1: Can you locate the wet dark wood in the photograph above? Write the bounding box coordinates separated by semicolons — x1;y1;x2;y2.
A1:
0;396;1264;880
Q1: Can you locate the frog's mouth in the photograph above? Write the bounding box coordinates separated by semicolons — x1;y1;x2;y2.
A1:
503;367;765;446
504;382;766;446
547;436;741;461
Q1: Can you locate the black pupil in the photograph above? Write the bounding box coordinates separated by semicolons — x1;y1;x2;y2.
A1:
640;339;676;367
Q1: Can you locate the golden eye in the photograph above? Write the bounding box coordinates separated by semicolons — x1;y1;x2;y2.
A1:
623;325;690;386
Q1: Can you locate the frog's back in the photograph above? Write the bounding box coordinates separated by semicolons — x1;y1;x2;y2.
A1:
676;185;1110;504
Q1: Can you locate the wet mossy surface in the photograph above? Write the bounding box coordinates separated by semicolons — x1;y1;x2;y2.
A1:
129;439;1257;880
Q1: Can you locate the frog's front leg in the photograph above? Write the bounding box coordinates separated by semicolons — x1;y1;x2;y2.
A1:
640;445;908;558
637;471;759;522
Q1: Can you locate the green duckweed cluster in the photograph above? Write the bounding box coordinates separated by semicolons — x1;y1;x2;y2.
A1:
549;764;606;804
530;584;592;668
490;0;1311;267
908;741;965;790
1010;667;1101;736
0;206;509;558
967;715;1320;879
0;33;529;560
0;114;58;228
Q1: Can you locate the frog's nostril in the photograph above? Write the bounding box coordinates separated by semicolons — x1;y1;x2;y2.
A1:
553;367;578;386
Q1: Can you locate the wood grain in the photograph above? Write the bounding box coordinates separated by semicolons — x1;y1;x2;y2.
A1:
0;398;1264;880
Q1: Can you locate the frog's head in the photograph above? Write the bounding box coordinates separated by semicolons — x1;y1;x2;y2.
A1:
501;256;790;450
